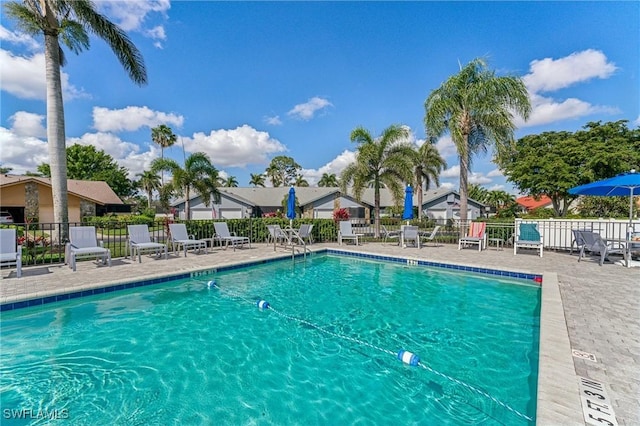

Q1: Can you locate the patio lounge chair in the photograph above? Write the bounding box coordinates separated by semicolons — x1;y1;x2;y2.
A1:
297;224;314;244
338;221;362;245
0;228;22;278
168;223;208;257
127;224;167;263
513;222;544;257
213;222;251;251
577;230;625;266
458;222;487;251
402;225;420;248
266;224;291;246
421;225;442;247
381;225;400;244
67;226;111;272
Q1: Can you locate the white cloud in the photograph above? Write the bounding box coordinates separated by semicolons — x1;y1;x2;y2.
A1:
7;112;46;138
468;172;492;185
300;150;356;185
523;49;617;94
182;125;287;168
287;97;333;120
434;135;458;159
486;168;503;178
488;184;506;191
0;25;40;50
517;50;619;128
264;115;282;126
92;106;184;132
97;0;170;45
633;115;640;127
0;49;87;100
0;127;49;174
438;182;456;190
441;165;460;179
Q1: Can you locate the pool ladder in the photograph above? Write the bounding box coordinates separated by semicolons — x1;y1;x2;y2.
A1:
288;229;311;263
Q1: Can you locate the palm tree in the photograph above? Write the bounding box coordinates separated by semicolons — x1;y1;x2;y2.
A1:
151;124;177;186
223;176;239;187
136;170;161;209
4;0;146;240
151;152;221;220
424;58;530;230
294;174;309;187
318;173;339;187
340;125;415;238
413;142;446;219
249;173;266;187
485;190;515;213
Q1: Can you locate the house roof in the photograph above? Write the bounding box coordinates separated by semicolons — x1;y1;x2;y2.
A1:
0;175;124;205
516;195;552;210
172;186;486;209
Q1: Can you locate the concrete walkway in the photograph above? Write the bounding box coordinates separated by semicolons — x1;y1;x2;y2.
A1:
1;242;638;425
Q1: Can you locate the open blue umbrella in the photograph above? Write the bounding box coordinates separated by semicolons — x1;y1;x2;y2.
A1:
402;185;414;222
569;170;640;268
569;170;640;225
286;186;296;227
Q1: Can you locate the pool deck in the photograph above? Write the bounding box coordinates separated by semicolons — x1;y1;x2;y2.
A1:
1;242;638;425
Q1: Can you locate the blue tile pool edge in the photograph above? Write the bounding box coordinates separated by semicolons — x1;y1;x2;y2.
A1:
1;249;542;312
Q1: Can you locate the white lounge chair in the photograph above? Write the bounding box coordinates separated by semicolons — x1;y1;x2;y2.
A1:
127;224;167;263
168;223;208;257
338;221;362;245
266;224;291;246
213;222;251;251
513;222;544;257
458;222;487;251
402;225;420;248
421;225;442;247
67;226;111;272
0;228;22;278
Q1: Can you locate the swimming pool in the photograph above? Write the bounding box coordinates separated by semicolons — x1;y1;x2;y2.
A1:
0;254;540;425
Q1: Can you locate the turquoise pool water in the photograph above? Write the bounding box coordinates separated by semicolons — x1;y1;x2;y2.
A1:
1;254;540;425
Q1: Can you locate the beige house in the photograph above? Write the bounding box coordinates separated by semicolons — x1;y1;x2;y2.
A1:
0;175;125;224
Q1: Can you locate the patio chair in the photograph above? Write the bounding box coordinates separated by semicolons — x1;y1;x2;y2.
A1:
402;225;420;248
570;229;587;255
127;224;167;263
168;223;208;257
577;230;625;266
0;228;22;278
421;225;442;247
458;222;487;251
381;225;400;244
67;226;111;272
513;222;544;257
266;224;291;246
297;224;314;244
338;221;362;245
213;222;251;251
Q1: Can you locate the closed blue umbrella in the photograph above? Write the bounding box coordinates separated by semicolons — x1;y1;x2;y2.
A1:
287;187;296;227
402;185;414;222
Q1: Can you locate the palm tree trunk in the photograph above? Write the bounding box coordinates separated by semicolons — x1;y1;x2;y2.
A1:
45;32;69;243
374;187;381;238
459;152;469;237
185;187;190;220
417;178;424;220
147;190;153;209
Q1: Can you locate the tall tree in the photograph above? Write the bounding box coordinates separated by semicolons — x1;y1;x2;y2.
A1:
136;170;161;209
467;184;489;204
151;152;221;220
413;142;446;219
4;0;146;240
318;173;339;187
294;174;309;187
222;176;239;187
38;144;134;197
265;156;301;187
249;173;266;187
424;58;530;229
151;124;177;186
340;125;415;238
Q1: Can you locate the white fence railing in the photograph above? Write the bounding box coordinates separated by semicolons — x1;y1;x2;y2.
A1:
516;218;640;251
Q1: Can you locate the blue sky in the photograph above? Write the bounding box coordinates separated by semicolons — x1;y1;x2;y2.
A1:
1;1;639;194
